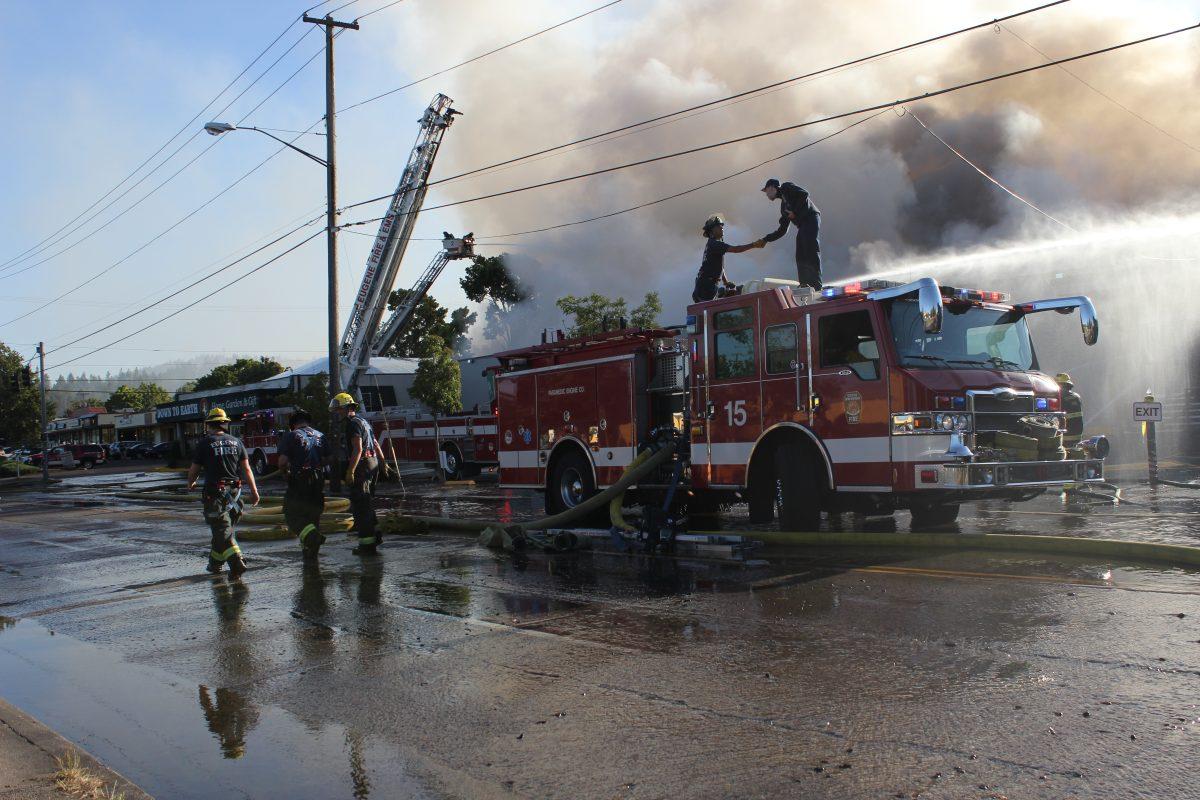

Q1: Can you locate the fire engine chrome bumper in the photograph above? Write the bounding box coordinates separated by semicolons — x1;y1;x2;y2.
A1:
914;459;1104;490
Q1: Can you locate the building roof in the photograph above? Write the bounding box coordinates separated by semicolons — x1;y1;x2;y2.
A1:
174;357;420;402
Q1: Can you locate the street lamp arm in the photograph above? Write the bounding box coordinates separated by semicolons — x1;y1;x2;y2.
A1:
242;127;329;168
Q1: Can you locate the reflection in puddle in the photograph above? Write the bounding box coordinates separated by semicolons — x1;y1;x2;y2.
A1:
198;685;259;759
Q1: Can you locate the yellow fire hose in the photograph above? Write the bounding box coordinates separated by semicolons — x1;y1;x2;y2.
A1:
609;446;655;532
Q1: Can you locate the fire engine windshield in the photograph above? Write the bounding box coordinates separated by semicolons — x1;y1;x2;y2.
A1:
886;299;1037;371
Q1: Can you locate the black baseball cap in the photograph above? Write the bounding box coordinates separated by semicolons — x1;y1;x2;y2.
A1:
288;410;312;427
762;178;780;191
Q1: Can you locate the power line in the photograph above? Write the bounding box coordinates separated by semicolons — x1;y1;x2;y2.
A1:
1000;23;1200;156
0;27;318;278
903;107;1074;230
44;219;323;358
337;0;625;113
415;0;1072;192
0;14;310;271
464;111;888;241
47;231;324;371
339;21;1200;222
354;0;406;22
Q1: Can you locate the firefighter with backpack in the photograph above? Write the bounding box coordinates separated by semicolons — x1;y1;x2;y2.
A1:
187;408;260;578
329;392;381;556
276;409;331;561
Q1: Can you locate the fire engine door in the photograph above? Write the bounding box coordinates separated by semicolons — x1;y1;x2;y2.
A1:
704;303;763;485
808;306;891;488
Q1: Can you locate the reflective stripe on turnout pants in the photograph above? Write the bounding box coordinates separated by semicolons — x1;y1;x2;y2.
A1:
203;486;244;562
351;456;380;546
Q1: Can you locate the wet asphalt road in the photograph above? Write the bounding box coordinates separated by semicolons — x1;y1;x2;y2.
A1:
0;472;1198;799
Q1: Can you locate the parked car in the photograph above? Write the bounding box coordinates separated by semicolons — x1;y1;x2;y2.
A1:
41;444;107;470
108;441;145;460
149;442;176;459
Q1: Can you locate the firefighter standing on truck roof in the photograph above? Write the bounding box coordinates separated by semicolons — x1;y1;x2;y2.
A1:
330;392;380;555
277;409;330;562
692;215;765;303
760;178;823;290
1056;372;1084;448
187;408;260;578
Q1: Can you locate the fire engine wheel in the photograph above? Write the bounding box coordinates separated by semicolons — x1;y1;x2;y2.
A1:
546;449;596;516
251;452;268;477
774;446;821;532
441;446;462;480
909;502;961;529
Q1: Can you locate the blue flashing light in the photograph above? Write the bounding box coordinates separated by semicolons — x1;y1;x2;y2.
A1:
1035;397;1049;411
952;396;966;410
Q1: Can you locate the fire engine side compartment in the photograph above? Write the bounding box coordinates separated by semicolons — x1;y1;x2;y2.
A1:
497;372;540;486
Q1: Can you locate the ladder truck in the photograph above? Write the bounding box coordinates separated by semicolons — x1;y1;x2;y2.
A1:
332;92;497;478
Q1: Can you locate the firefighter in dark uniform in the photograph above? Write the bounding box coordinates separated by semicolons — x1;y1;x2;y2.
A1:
692;215;765;303
1056;372;1084;448
760;177;823;290
277;409;330;561
187;408;260;578
329;392;380;555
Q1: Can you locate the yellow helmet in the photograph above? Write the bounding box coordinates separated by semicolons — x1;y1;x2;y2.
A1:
205;407;231;424
329;392;358;410
1055;372;1072;385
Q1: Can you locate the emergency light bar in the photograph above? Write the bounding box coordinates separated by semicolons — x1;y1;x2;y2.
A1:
820;279;902;298
942;286;1011;303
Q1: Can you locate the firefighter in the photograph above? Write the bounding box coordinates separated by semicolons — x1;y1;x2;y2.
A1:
277;409;330;561
692;215;765;303
1056;372;1084;448
329;392;381;555
760;178;823;290
187;408;260;578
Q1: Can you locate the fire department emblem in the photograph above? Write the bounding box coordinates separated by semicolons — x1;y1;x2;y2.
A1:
844;391;863;424
504;429;513;445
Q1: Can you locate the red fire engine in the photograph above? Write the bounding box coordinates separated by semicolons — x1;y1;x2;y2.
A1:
492;276;1107;528
239;406;498;479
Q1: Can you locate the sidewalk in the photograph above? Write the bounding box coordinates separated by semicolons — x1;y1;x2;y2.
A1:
0;698;152;800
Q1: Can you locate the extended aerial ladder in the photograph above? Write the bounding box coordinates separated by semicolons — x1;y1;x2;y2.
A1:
374;232;476;355
339;93;465;395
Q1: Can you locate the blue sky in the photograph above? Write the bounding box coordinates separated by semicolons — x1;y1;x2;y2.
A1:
2;0;1196;384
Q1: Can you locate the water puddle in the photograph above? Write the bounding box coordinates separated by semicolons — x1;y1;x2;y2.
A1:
0;618;433;799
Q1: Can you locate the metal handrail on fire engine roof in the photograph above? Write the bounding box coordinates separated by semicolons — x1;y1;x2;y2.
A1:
1013;296;1099;346
865;277;944;334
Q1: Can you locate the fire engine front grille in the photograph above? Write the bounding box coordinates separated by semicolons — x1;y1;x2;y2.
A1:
969;390;1035;434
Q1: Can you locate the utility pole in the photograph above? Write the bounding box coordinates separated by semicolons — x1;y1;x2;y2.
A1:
302;13;358;401
37;342;49;488
303;13;358;489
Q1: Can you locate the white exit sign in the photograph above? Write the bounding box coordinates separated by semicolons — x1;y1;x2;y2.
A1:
1133;402;1163;422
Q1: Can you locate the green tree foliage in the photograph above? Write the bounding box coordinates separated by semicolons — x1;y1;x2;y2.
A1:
460;253;530;344
66;398;105;413
383;291;475;357
0;342;39;447
104;382;171;412
193;357;284;391
409;335;462;415
274;373;331;434
555;292;663;338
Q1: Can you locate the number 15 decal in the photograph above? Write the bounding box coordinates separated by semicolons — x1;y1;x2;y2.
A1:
724;400;747;427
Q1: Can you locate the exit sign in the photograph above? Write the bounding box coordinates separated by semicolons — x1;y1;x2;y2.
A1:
1133;402;1163;422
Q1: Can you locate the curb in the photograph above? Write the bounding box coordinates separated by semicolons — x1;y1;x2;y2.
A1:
0;697;153;799
706;530;1200;568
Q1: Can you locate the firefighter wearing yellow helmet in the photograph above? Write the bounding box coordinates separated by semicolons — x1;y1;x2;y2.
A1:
329;392;381;555
1055;372;1084;449
187;407;260;577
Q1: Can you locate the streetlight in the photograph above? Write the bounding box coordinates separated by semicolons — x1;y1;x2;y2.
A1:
203;120;342;402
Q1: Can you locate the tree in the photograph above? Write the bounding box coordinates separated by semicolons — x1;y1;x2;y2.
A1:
274;373;331;434
105;382;170;412
461;253;530;345
382;291;475;357
193;357;284;391
408;335;461;415
555;291;662;338
0;342;39;447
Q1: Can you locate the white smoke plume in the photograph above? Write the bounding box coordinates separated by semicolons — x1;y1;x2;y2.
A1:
377;0;1200;453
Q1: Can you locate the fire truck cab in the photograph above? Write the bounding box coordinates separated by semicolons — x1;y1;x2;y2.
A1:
688;276;1106;528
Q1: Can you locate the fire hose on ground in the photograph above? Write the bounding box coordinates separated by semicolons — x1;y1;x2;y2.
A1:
378;441;679;553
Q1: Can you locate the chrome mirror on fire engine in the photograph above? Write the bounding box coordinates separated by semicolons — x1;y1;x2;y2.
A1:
1013;296;1100;346
866;277;943;335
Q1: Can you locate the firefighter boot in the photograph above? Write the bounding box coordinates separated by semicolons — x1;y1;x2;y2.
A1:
351;533;379;556
300;524;326;561
227;553;248;579
206;556;224;574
